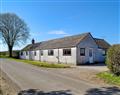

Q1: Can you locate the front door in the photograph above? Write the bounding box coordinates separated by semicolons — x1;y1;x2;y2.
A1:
89;48;93;63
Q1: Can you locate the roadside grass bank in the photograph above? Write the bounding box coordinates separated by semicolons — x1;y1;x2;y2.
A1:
0;76;16;95
8;58;71;68
0;55;9;58
97;71;120;86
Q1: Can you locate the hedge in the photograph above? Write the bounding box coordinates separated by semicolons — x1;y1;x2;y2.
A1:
106;44;120;76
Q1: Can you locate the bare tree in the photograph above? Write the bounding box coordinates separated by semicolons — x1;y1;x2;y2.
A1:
0;13;30;57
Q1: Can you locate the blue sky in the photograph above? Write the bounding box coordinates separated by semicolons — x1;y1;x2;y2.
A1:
0;0;119;51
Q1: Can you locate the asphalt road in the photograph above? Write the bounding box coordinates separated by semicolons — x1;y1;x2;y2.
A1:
0;58;120;95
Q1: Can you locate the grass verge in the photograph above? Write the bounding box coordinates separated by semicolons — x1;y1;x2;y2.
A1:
0;55;9;58
97;71;120;86
8;58;70;68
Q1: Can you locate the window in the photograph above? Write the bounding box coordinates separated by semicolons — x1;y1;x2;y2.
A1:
80;48;85;56
48;50;54;56
63;49;71;56
41;50;43;56
102;50;106;56
34;51;36;56
21;52;23;56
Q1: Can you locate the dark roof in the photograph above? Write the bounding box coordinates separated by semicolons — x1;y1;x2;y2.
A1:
94;38;111;49
22;33;110;51
22;42;41;51
22;32;90;51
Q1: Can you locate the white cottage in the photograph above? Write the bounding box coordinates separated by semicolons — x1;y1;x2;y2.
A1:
20;32;110;65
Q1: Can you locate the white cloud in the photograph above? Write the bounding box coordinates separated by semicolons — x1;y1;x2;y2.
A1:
48;30;67;35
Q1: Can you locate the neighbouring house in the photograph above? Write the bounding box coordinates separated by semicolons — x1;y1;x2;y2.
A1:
20;32;110;65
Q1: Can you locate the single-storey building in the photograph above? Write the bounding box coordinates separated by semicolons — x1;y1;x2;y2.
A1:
20;32;110;65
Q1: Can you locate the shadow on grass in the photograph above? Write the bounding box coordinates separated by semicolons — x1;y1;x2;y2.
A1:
85;86;120;95
18;89;72;95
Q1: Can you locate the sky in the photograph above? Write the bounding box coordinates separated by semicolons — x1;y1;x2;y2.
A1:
0;0;119;51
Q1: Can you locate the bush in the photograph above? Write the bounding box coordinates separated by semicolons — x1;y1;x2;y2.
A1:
106;44;120;76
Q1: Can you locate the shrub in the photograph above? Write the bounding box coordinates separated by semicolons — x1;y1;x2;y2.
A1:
106;44;120;76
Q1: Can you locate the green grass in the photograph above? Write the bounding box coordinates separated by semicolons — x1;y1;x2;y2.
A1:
8;58;71;68
0;55;9;58
97;71;120;86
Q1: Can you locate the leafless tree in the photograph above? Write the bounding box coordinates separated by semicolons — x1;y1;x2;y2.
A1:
0;13;30;57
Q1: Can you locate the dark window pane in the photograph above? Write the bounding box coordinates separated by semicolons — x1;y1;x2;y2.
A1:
41;50;43;56
21;52;23;55
48;50;54;56
102;50;106;56
34;51;36;56
80;48;85;56
63;49;71;56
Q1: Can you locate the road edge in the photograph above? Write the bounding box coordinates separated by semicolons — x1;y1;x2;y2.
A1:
0;69;21;94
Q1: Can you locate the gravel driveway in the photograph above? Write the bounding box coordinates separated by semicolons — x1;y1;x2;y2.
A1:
76;63;108;72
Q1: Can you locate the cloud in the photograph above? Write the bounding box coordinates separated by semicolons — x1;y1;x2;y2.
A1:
48;30;67;35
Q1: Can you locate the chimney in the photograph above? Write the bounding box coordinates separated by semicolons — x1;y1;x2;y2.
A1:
32;38;35;44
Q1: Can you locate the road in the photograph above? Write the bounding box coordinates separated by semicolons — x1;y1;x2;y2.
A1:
0;58;120;95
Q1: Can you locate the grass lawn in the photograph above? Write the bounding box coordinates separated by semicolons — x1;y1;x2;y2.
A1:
0;55;9;58
8;58;71;68
97;71;120;86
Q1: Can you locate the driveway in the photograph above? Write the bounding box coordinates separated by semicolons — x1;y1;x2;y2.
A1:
76;63;108;72
0;58;120;95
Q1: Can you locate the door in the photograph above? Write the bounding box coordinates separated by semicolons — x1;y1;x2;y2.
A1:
89;48;93;63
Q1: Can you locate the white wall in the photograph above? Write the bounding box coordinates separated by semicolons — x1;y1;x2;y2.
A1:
20;50;40;61
40;47;76;64
19;51;29;60
59;47;76;64
77;34;106;64
19;48;77;65
40;49;58;63
77;34;98;64
34;50;40;61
